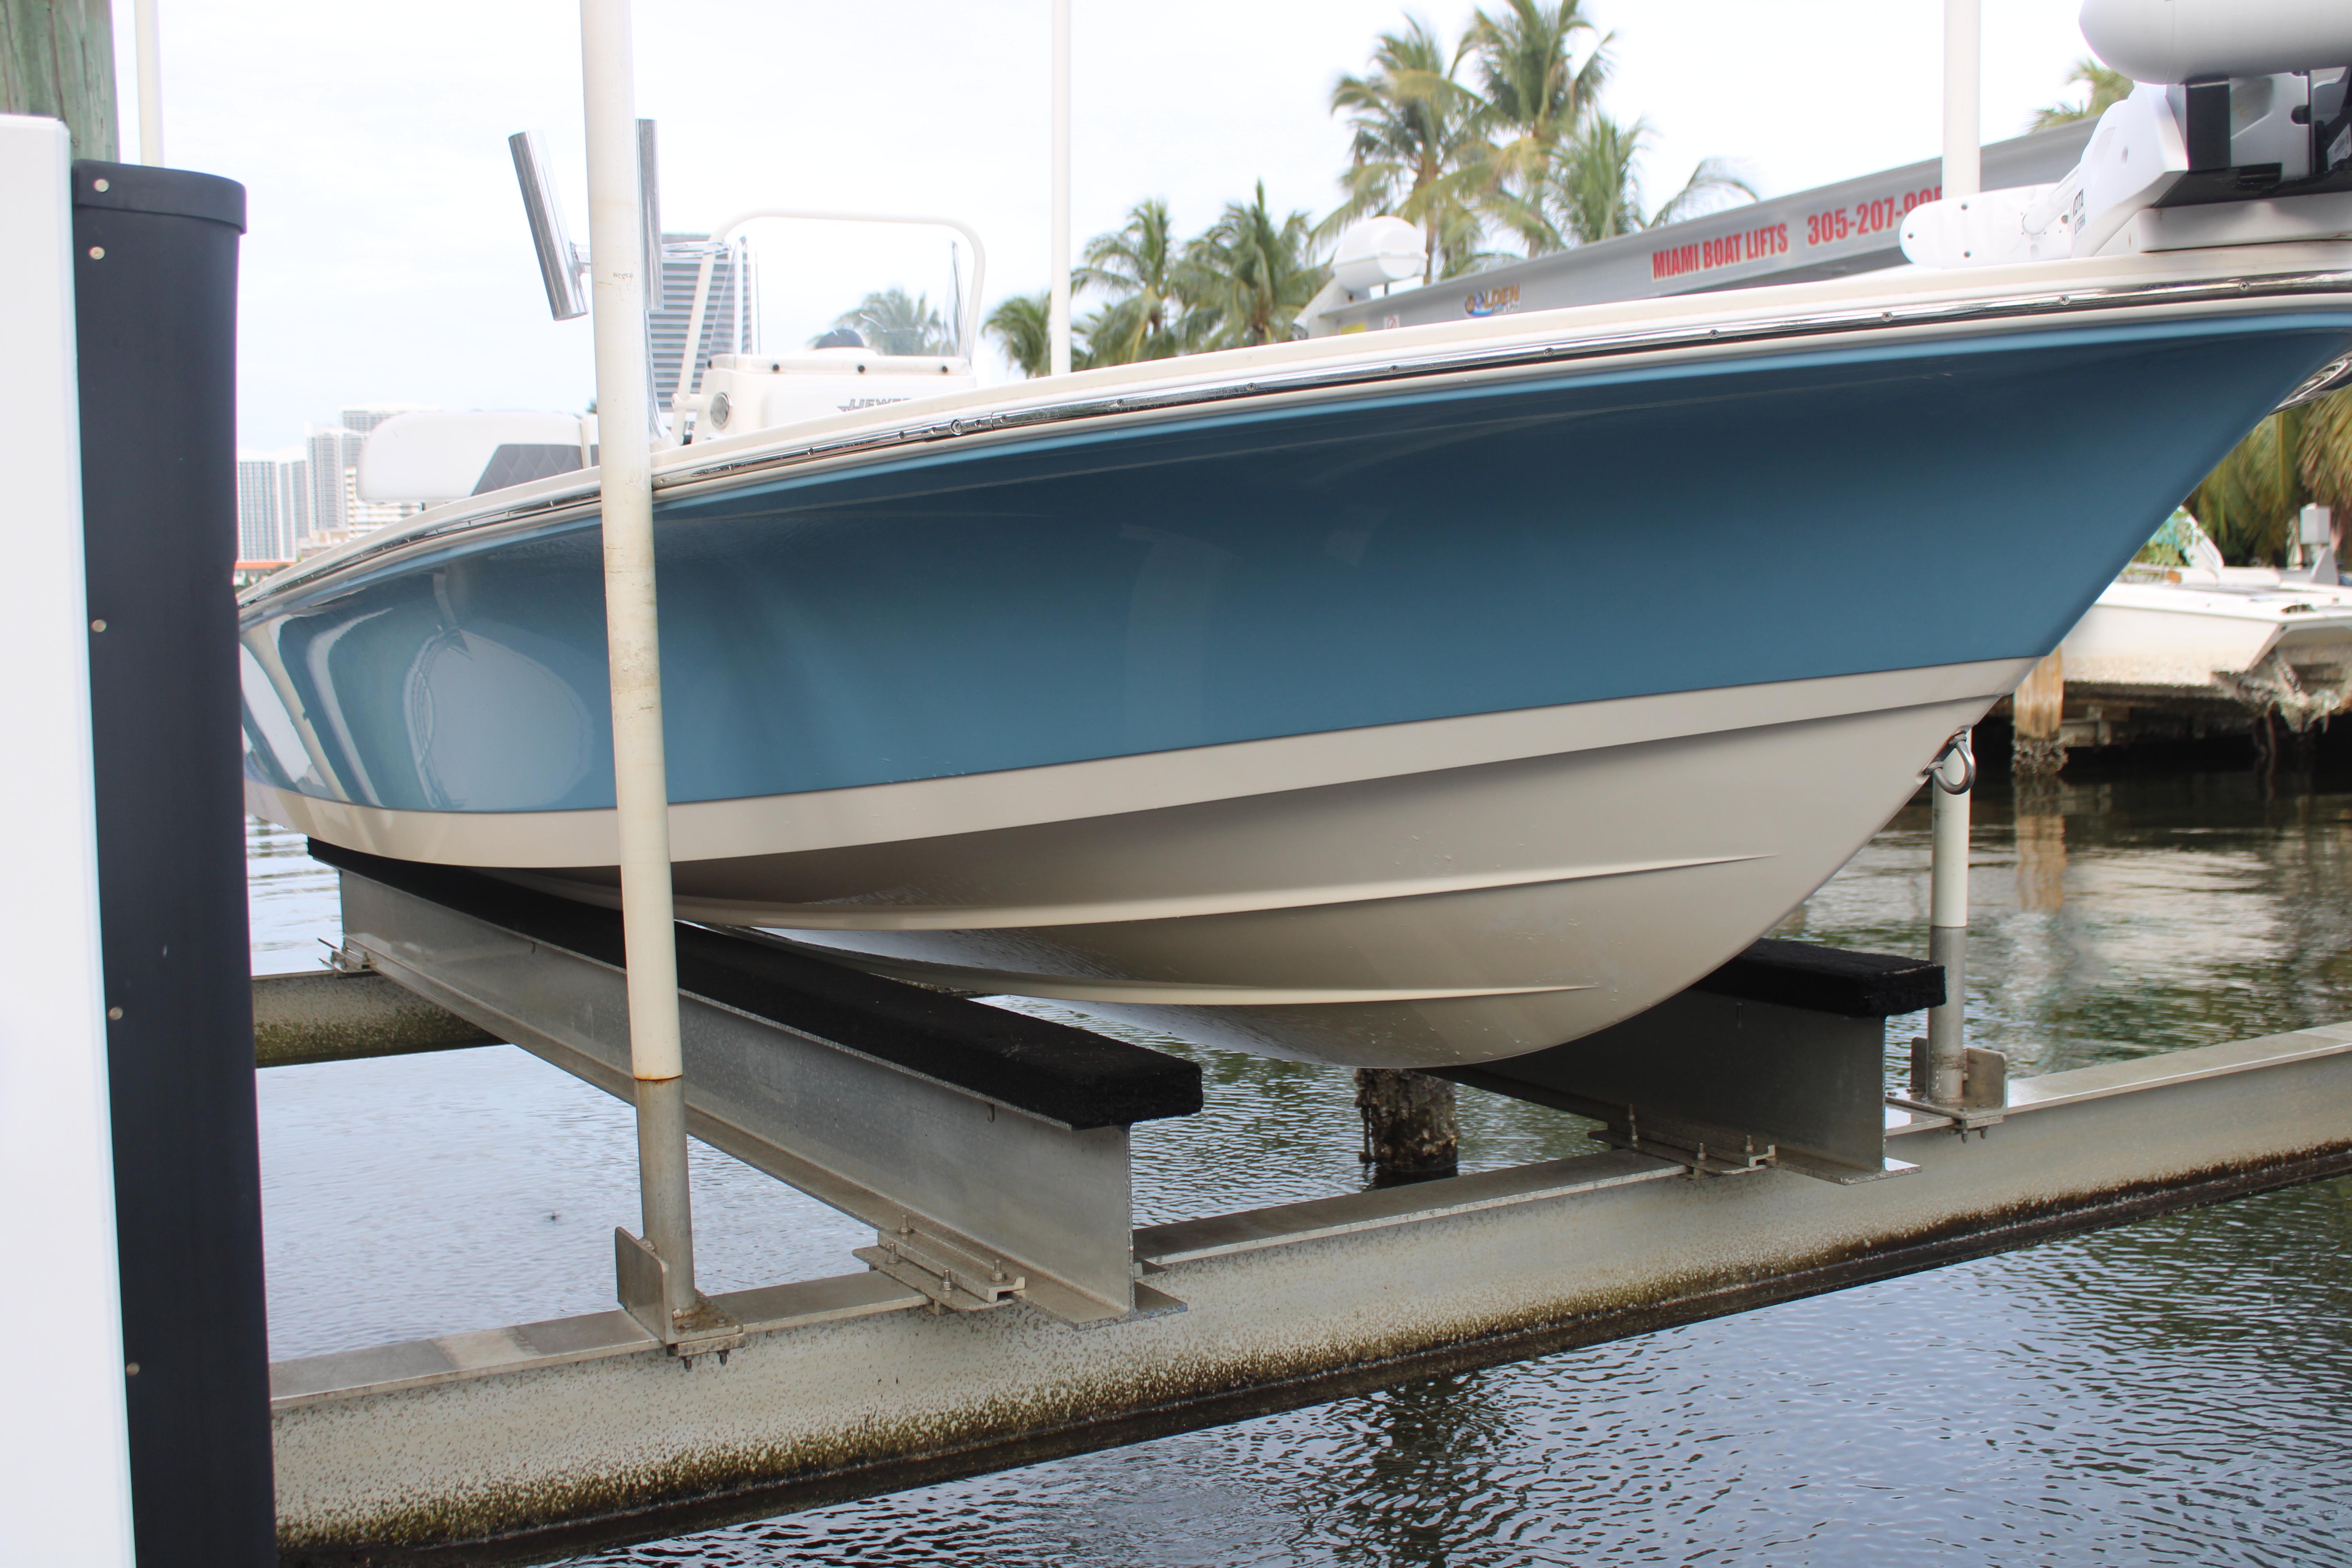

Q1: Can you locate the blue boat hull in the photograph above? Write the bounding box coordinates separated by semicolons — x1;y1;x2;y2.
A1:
240;297;2352;1066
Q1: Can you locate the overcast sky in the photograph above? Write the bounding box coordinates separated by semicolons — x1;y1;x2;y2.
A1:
120;1;2099;451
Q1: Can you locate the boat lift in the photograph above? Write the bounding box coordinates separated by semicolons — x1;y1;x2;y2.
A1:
263;8;2352;1552
264;851;2352;1559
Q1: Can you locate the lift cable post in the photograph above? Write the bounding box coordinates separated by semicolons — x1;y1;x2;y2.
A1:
577;0;739;1357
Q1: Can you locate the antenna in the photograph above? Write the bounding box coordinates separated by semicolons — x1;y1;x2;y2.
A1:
508;130;588;320
637;117;662;294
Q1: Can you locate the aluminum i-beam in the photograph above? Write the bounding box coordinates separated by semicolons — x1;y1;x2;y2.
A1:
316;845;1200;1325
269;1021;2352;1560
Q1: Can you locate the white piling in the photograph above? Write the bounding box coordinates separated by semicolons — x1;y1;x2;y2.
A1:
0;113;137;1567
1941;0;1980;198
133;0;165;165
1047;0;1072;376
578;0;699;1329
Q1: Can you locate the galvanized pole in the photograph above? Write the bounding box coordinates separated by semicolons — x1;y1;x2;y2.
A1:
1925;736;1972;1105
579;0;701;1336
1047;0;1071;376
132;0;161;163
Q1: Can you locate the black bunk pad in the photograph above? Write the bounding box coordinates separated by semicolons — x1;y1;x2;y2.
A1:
1694;938;1944;1019
309;842;1202;1129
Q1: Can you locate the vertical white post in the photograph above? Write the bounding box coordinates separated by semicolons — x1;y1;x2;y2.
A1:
1941;0;1980;198
1047;0;1072;376
1926;734;1972;1106
134;0;165;165
1926;0;1980;1109
0;113;137;1568
579;0;699;1328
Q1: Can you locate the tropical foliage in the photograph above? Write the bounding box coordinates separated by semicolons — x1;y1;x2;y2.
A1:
978;3;1766;377
984;291;1054;378
1181;184;1328;349
2187;392;2352;564
1078;199;1188;363
1320;18;1490;283
1494;112;1756;252
2032;58;2134;129
823;287;955;356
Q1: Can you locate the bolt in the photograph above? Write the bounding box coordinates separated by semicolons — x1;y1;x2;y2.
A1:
93;178;109;191
90;619;106;633
123;1361;138;1376
107;1007;123;1020
87;246;104;260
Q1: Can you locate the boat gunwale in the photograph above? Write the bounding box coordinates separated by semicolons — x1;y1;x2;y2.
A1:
240;262;2352;613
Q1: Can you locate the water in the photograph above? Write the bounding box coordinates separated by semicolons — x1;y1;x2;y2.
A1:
250;768;2352;1565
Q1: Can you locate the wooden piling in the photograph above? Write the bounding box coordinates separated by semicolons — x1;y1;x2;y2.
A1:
0;0;116;160
2012;650;2065;775
1355;1068;1459;1180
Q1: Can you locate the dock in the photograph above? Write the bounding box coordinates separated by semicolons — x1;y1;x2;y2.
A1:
254;853;2352;1562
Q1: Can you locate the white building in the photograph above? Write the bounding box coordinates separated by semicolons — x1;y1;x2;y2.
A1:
652;234;757;408
236;448;310;564
305;410;433;545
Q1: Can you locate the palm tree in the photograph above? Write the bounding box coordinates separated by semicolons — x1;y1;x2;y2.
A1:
2032;58;2134;129
1321;18;1488;284
823;287;955;356
1464;0;1612;199
1077;199;1188;364
1498;113;1755;253
985;291;1052;377
1181;183;1330;349
2308;388;2352;521
2188;391;2352;563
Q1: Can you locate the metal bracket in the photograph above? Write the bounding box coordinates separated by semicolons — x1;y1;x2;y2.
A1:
615;1228;746;1359
1602;1104;1778;1178
855;1221;1026;1314
320;939;374;976
1896;1042;2010;1130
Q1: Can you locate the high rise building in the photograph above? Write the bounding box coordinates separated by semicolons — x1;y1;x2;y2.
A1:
651;234;757;408
236;448;310;564
305;425;367;541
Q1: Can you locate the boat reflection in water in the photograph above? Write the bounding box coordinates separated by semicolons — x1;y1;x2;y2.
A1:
238;237;2352;1068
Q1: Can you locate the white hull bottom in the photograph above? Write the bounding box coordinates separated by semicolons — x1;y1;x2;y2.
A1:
256;660;2029;1069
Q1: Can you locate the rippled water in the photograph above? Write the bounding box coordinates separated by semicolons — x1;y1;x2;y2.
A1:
251;767;2352;1565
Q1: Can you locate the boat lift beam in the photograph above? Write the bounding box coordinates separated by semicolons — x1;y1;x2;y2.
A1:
316;845;1200;1325
270;1011;2352;1561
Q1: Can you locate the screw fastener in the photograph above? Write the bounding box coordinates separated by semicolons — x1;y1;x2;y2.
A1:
87;246;105;260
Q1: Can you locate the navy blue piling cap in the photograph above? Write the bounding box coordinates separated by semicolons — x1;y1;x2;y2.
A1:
72;160;247;232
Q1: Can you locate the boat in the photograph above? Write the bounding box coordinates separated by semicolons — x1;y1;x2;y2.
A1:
2062;510;2352;728
239;33;2352;1071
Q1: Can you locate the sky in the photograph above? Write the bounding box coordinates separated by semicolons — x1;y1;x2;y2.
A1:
118;1;2101;451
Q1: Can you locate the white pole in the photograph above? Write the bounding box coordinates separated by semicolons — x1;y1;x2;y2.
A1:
1925;735;1973;1106
134;0;165;165
1047;0;1072;376
579;0;699;1327
1925;0;1980;1109
1941;0;1980;198
0;114;136;1568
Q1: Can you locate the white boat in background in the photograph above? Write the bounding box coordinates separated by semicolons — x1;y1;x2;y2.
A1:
2063;508;2352;727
